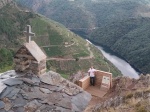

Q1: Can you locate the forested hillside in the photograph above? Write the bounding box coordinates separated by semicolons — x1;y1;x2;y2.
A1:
0;2;121;77
90;17;150;74
15;0;150;29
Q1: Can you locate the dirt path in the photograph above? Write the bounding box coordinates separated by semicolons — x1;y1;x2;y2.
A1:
46;40;94;61
46;58;75;61
65;41;75;47
41;45;63;47
41;41;75;48
79;41;94;60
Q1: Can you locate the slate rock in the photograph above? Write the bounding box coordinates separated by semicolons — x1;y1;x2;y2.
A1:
23;87;46;100
20;89;28;100
0;109;6;112
0;87;15;99
4;98;12;111
32;76;40;85
71;91;92;111
0;70;17;79
56;85;65;92
39;88;52;94
3;78;23;86
55;106;71;112
0;101;5;109
40;71;63;85
43;92;63;105
36;104;56;112
12;94;27;108
72;103;80;112
21;78;34;85
24;100;42;112
6;88;20;98
62;83;81;96
7;110;14;112
12;106;25;112
40;84;59;91
0;70;92;112
0;83;7;95
56;98;72;109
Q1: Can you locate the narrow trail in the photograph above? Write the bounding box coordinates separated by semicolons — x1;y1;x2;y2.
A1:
41;45;62;47
41;41;75;48
45;40;110;72
46;40;94;61
79;41;94;60
65;41;75;47
46;58;75;61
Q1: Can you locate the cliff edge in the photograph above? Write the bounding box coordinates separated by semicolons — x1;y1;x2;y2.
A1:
85;75;150;112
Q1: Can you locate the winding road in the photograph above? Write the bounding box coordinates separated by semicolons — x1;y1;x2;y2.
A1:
46;40;94;61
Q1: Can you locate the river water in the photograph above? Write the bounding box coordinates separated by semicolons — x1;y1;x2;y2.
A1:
86;40;139;79
96;46;139;79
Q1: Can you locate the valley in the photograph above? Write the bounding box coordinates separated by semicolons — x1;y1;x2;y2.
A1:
15;0;150;74
0;1;121;77
90;18;150;74
96;45;139;79
0;1;149;112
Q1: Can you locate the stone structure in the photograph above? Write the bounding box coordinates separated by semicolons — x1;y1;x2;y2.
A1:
79;70;112;91
78;70;112;97
92;75;150;112
95;71;112;92
0;70;91;111
14;25;47;75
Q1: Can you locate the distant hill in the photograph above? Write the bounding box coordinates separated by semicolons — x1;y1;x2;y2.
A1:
90;17;150;74
0;2;121;77
15;0;150;29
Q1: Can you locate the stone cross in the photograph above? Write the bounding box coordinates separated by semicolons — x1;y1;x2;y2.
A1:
24;25;35;43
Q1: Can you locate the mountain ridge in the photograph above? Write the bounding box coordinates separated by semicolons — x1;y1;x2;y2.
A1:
15;0;150;29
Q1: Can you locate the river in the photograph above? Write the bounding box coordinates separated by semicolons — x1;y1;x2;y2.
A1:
97;46;139;79
86;40;139;79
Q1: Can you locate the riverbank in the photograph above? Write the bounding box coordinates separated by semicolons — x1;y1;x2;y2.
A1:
87;40;139;79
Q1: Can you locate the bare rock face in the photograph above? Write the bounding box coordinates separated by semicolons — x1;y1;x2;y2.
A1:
0;0;13;9
0;70;91;112
69;71;88;84
92;75;150;112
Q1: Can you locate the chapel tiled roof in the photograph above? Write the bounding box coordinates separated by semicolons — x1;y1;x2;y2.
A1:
24;41;46;62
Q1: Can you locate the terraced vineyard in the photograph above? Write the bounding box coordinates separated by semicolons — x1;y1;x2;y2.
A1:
0;2;121;77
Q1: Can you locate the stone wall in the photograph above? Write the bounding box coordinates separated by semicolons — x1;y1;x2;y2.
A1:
79;76;90;90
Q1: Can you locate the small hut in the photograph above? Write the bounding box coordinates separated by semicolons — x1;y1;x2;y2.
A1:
14;41;47;75
14;25;47;75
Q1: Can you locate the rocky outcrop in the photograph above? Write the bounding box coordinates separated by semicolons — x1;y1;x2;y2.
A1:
91;75;150;112
93;89;150;112
0;0;12;9
0;70;91;112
